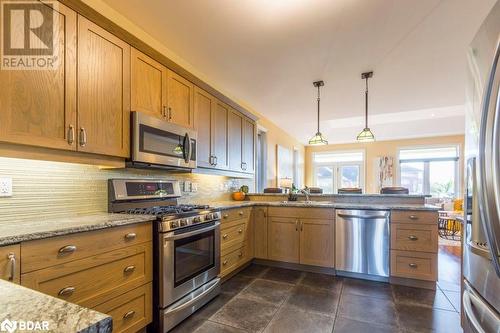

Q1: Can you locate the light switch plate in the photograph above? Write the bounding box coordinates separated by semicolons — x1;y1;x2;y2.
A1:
0;177;13;197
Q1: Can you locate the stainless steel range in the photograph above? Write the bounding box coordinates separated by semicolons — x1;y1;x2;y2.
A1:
108;179;221;333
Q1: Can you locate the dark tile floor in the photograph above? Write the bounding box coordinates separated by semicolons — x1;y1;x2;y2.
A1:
170;263;463;333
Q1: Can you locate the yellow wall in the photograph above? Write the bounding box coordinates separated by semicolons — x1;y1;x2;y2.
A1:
305;135;465;194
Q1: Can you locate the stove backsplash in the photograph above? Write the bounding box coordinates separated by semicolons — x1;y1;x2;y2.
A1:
0;157;254;224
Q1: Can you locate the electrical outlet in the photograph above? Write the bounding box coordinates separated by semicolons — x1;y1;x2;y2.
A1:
183;181;191;192
191;183;198;192
0;177;13;197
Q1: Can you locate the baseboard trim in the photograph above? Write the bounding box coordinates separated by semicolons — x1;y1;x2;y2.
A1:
253;259;336;275
390;276;437;290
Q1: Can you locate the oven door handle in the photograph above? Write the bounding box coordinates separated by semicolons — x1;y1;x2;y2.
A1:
163;222;220;241
165;277;221;315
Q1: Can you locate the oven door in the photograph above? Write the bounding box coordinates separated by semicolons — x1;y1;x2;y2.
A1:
131;111;197;169
159;222;220;308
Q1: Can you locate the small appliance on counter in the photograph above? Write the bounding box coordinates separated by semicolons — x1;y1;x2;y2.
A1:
108;179;220;333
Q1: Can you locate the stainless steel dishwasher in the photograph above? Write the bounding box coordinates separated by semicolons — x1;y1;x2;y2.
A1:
335;209;390;280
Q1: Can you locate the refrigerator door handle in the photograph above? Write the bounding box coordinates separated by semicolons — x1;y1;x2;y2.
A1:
463;284;500;333
477;37;500;277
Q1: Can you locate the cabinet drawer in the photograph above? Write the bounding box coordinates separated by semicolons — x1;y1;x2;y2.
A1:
391;210;438;225
268;207;334;219
390;250;437;281
220;246;246;277
0;244;20;284
94;283;152;333
221;208;251;223
391;224;438;253
22;223;152;273
221;223;246;250
21;243;152;308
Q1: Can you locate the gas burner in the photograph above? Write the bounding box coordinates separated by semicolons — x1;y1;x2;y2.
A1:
125;204;211;217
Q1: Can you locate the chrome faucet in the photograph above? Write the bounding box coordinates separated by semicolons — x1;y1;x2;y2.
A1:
300;188;311;202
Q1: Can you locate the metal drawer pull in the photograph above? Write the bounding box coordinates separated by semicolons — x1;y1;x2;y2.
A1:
222;234;228;239
238;211;244;216
7;253;15;282
409;215;419;220
123;310;135;320
238;229;243;234
123;265;136;274
58;287;75;297
58;245;77;255
238;252;243;257
408;263;418;269
124;233;137;241
408;235;418;241
223;260;228;266
223;214;229;219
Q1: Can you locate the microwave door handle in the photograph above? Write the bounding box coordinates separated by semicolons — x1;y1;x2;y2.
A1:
477;39;500;277
183;133;191;164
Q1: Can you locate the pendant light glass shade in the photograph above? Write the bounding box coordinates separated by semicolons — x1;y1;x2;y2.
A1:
309;81;328;145
357;71;375;142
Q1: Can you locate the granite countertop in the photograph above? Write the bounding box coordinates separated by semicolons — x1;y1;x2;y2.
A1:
246;193;431;198
0;280;111;333
208;201;440;211
0;213;156;246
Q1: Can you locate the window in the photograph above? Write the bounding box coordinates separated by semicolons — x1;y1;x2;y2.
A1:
313;150;365;194
293;148;303;189
256;130;267;193
399;146;459;198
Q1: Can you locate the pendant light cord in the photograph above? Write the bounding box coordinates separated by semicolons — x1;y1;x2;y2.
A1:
364;76;369;129
317;85;321;133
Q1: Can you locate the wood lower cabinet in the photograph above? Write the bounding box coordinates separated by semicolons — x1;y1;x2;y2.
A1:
167;70;194;128
267;208;334;267
220;208;253;277
131;48;167;119
0;2;77;151
253;207;268;259
77;15;130;157
0;244;20;284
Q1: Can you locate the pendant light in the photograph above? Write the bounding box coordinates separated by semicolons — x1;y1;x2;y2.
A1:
308;80;328;145
356;71;375;142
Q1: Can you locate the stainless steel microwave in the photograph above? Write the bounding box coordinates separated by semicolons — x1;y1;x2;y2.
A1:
128;112;197;170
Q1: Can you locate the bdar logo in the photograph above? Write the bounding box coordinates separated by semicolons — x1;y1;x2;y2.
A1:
0;319;17;333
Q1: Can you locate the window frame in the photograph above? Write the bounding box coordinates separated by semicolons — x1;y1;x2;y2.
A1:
397;144;460;198
312;149;366;194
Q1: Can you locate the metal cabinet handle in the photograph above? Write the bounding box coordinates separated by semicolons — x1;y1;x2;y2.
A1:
7;253;15;282
408;263;418;269
409;215;419;220
300;220;303;231
123;310;135;320
58;286;75;297
223;214;229;219
162;106;167;118
241;162;247;170
222;234;228;239
223;260;228;266
67;125;75;145
295;219;299;231
79;128;87;147
123;265;136;274
238;211;244;216
263;211;267;218
408;235;418;241
168;107;172;121
213;156;218;166
238;252;243;257
238;229;243;234
124;233;137;241
58;245;77;255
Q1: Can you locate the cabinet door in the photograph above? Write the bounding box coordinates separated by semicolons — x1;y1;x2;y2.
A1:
131;48;167;119
253;208;268;259
242;118;255;173
167;70;194;128
0;244;20;284
212;100;229;169
228;110;243;171
300;219;334;267
77;16;130;157
194;87;215;168
268;217;300;263
0;3;77;151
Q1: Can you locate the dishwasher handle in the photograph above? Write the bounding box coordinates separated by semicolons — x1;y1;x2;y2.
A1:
337;210;390;219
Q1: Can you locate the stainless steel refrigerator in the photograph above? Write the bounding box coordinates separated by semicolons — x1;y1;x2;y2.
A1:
464;1;500;332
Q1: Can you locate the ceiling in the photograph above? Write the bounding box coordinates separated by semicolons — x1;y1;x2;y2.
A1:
102;0;496;144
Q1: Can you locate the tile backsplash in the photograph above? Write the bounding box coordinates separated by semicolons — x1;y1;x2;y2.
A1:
0;157;254;223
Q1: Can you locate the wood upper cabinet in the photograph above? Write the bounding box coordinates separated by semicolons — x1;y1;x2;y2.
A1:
131;48;167;119
194;87;215;168
300;219;334;267
167;70;194;128
0;244;20;284
77;16;130;157
242;118;255;173
212;100;229;170
228;110;243;171
0;3;77;151
268;217;300;263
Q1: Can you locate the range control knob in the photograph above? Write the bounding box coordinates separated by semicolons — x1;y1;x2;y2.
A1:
193;216;202;223
170;221;179;229
205;213;213;221
179;219;188;226
212;212;220;220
